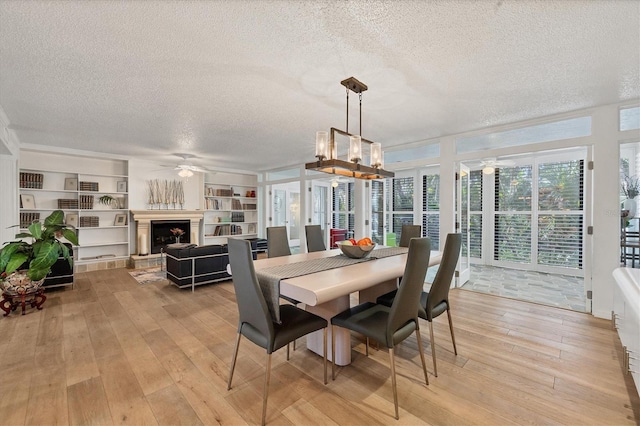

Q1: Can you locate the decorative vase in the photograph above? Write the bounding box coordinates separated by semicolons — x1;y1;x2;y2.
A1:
175;236;181;244
624;197;637;218
1;271;45;296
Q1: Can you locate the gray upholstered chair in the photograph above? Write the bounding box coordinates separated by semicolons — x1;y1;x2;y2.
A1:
267;226;291;258
377;233;462;377
305;225;326;252
331;237;431;420
226;238;327;425
398;224;421;247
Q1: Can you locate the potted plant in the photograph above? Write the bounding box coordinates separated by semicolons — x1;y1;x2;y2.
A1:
0;210;79;286
623;175;640;218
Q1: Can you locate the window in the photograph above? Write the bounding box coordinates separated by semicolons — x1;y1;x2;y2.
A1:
371;180;385;244
469;170;483;258
391;177;414;243
456;116;592;154
422;173;440;250
332;182;354;237
620;106;640;131
493;160;584;271
494;166;533;263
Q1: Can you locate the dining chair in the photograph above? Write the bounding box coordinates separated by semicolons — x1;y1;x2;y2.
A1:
226;238;328;426
377;233;462;377
331;237;431;420
398;224;421;247
305;224;326;252
267;226;291;258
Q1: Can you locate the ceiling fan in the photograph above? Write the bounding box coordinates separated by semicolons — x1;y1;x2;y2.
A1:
479;158;515;175
165;154;212;177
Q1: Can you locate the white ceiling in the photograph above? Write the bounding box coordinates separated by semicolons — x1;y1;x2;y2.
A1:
1;1;638;172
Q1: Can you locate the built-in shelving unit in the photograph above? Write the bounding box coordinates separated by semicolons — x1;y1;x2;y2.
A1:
203;172;258;244
19;151;129;268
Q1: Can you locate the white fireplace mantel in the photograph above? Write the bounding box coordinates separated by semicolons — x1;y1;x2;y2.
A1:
131;209;204;255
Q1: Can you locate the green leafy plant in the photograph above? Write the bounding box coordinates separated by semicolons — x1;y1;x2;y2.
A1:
0;210;79;281
99;194;115;206
623;175;640;199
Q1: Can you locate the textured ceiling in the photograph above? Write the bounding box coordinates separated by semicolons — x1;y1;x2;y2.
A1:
0;0;638;172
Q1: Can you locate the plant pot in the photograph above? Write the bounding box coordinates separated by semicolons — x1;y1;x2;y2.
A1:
624;198;637;218
1;271;45;296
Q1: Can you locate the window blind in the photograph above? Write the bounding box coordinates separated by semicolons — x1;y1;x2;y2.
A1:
422;174;440;249
469;170;483;258
391;177;414;243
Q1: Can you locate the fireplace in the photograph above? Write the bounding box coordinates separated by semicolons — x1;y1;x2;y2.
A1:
151;220;190;254
130;210;204;263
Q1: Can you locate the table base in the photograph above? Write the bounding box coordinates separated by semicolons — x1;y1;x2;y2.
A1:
305;278;398;366
1;288;46;316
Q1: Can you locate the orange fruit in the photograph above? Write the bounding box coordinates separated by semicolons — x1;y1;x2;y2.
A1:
357;238;372;246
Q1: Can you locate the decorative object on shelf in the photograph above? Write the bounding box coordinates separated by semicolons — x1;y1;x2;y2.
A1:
146;179;185;209
20;194;36;209
117;180;127;192
305;77;394;180
99;194;117;209
64;177;78;190
65;213;79;228
114;214;127;226
170;227;185;243
0;210;79;305
622;175;640;218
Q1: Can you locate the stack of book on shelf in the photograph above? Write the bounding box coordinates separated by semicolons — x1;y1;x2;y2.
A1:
231;212;245;222
212;224;243;236
205;198;221;210
20;212;40;228
19;172;44;189
215;188;233;196
79;181;99;191
58;199;79;209
242;203;257;210
79;195;94;209
80;216;99;227
231;199;242;210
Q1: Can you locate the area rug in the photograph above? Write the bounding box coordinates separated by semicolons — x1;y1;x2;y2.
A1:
128;266;167;284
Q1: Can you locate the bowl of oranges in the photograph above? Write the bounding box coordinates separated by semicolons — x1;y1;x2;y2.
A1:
338;237;375;259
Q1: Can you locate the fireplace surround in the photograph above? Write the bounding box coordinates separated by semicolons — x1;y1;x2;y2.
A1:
130;210;203;268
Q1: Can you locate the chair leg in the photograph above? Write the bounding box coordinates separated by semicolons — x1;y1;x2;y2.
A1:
389;347;399;420
414;327;429;386
331;325;336;380
429;320;437;377
293;339;296;351
261;353;272;426
447;308;457;355
227;332;242;390
365;337;369;357
287;343;290;361
323;328;328;385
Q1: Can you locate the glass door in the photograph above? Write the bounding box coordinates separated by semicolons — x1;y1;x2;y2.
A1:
270;183;300;249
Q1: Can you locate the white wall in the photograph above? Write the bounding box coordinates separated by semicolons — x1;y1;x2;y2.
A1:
0;107;19;245
128;158;202;210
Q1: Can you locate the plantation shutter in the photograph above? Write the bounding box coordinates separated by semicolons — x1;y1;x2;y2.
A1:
469;170;483;258
371;180;385;244
332;182;355;237
391;177;414;243
494;165;533;263
422;173;440;249
537;160;584;268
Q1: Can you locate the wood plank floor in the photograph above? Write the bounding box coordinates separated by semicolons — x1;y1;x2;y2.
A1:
0;268;637;425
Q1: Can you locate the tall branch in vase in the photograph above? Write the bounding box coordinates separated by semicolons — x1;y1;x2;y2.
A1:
178;180;185;209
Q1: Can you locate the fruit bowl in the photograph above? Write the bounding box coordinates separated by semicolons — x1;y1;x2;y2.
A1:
338;242;376;259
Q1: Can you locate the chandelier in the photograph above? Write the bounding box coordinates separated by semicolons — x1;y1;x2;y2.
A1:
305;77;394;180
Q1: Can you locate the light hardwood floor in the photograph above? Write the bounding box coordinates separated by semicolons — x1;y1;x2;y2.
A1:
0;268;637;425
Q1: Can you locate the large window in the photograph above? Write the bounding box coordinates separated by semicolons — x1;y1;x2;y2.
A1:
493;159;584;271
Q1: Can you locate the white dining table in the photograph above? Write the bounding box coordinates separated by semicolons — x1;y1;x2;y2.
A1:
253;247;442;366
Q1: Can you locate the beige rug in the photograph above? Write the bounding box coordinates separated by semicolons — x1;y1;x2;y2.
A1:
128;266;167;284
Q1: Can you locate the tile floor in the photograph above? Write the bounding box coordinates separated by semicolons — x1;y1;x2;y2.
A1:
460;264;586;312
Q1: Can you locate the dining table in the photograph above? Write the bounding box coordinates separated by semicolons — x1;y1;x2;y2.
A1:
252;246;442;366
